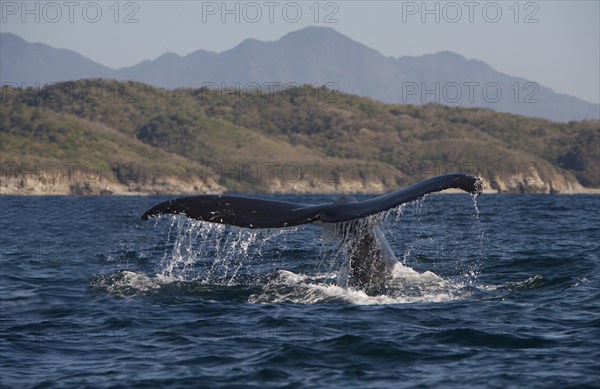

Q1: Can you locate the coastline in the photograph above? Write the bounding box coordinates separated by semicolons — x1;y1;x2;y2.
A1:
2;176;598;196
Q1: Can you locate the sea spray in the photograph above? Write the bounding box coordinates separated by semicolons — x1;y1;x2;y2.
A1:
156;215;296;285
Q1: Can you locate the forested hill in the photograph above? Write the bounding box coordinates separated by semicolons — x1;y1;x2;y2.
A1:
1;79;598;195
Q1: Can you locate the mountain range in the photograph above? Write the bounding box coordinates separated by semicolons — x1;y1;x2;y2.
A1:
2;27;598;122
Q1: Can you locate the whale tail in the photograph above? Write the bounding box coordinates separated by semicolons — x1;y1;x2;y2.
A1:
141;174;484;294
141;174;483;227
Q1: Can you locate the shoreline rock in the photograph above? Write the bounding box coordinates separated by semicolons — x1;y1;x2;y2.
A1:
1;176;598;196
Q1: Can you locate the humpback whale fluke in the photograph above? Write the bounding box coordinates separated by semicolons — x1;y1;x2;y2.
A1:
142;174;483;226
142;174;484;294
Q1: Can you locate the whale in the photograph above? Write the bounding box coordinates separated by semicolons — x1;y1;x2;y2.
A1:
142;173;484;294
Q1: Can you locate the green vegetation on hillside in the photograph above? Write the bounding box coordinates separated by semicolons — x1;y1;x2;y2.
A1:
1;79;598;193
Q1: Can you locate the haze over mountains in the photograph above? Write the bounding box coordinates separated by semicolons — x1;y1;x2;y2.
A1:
1;27;598;122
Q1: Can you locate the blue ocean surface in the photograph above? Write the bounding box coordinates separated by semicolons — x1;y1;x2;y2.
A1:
1;194;599;388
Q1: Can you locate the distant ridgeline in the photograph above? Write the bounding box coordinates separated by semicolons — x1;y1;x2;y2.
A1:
2;29;599;122
1;79;598;195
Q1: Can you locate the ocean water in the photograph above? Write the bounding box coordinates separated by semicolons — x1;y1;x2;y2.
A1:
0;194;598;388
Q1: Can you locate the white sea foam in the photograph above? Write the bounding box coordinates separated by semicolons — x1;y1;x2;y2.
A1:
248;263;467;305
91;270;178;297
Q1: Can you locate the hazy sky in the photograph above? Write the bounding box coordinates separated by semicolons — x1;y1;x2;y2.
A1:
2;0;599;103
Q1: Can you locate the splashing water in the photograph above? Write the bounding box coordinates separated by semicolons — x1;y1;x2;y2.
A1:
157;215;296;285
469;193;487;284
95;194;490;303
